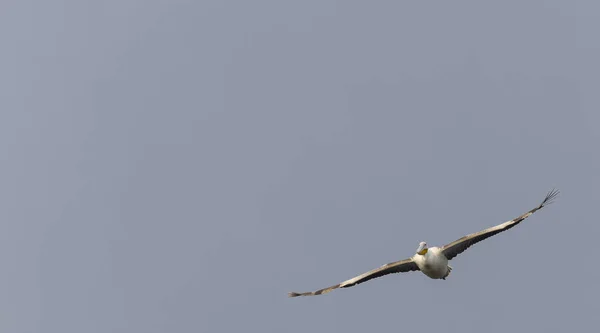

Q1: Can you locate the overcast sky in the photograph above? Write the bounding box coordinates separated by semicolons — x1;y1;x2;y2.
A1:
1;1;599;332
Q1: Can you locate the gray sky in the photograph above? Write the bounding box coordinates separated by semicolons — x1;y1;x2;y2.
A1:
1;1;598;332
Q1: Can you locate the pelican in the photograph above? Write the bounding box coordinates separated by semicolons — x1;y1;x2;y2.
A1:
288;189;559;297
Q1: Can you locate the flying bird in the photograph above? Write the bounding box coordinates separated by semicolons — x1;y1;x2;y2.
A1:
288;189;559;297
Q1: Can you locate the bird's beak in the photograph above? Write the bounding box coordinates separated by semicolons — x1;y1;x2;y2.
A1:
417;244;428;255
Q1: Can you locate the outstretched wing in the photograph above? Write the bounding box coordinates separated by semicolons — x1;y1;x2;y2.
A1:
441;189;559;260
288;258;419;297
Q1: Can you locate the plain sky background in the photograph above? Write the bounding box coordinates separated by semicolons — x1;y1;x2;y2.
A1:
1;1;599;332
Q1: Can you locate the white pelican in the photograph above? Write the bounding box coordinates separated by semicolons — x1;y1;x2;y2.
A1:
288;189;559;297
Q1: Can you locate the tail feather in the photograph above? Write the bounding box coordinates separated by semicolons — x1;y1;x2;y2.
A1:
442;265;452;280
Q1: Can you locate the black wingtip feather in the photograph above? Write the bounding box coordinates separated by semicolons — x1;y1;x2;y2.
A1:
541;188;559;207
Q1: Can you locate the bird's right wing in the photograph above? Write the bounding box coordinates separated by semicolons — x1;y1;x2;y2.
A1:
441;189;559;260
288;258;419;297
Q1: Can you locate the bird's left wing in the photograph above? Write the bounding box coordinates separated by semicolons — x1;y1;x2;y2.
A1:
441;189;559;260
288;258;419;297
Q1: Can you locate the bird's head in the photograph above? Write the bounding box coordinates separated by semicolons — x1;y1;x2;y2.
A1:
416;241;428;255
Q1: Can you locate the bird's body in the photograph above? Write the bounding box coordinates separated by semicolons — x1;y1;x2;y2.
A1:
289;189;559;297
412;247;451;279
